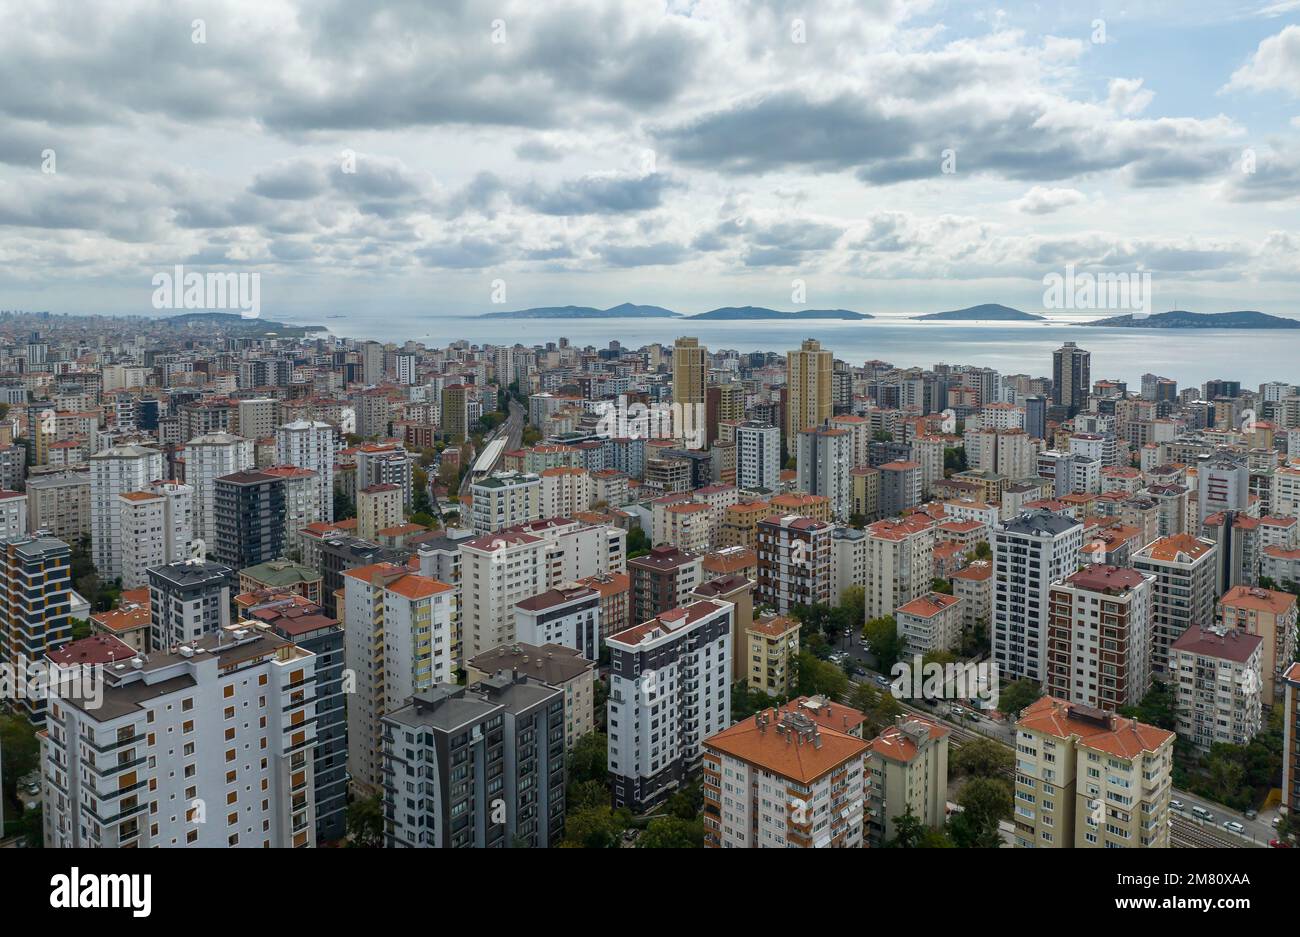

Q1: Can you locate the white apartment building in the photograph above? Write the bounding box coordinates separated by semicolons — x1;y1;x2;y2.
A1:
863;515;935;621
703;707;868;848
607;599;733;813
539;466;593;518
90;444;165;579
992;510;1083;683
276;420;337;522
262;465;322;553
119;483;194;590
896;592;963;656
831;525;867;605
182;433;254;545
1132;534;1218;678
0;489;27;538
459;518;626;660
513;584;601;661
342;562;454;792
470;470;541;535
736;421;780;492
41;627;318;849
1170;624;1264;752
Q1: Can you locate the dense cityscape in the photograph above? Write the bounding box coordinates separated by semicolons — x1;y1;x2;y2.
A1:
0;309;1291;861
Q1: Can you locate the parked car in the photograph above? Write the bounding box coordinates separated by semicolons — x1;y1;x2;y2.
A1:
965;710;981;722
874;675;891;687
1245;809;1258;820
1223;820;1246;835
1170;799;1185;812
950;705;966;718
1273;817;1282;827
1191;806;1215;822
1269;839;1291;848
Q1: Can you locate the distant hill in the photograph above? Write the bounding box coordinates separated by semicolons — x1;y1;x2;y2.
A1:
912;303;1043;321
163;312;324;334
688;306;871;320
1083;310;1300;329
480;303;680;319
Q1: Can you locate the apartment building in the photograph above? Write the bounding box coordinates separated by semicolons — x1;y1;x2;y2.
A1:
118;483;193;590
469;471;541;535
703;706;867;848
89;443;165;579
736;421;780;493
607;600;733;813
148;559;233;651
1131;534;1218;678
381;675;566;847
41;627;318;848
1283;663;1300;821
243;593;348;843
0;535;74;722
864;715;950;846
878;461;922;518
951;560;992;634
461;519;625;660
261;464;323;553
181;433;254;545
1013;697;1173;849
342;563;455;792
467;642;596;749
831;525;867;605
786;338;832;442
356;482;403;541
1170;624;1264;752
744;612;799;696
864;515;935;621
575;571;631;640
211;470;286;570
513;584;601;661
628;544;705;624
0;489;26;538
851;467;880;523
1218;585;1299;701
796;424;853;521
276;420;337;522
26;471;90;543
992;510;1084;683
755;514;832;613
1046;566;1154;711
896;592;963;656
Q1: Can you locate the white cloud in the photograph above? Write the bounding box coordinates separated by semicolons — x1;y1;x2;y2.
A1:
1013;186;1087;215
1225;24;1300;96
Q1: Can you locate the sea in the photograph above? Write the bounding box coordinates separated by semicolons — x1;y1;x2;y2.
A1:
286;313;1300;390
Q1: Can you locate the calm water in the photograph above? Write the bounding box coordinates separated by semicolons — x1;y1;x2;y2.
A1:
297;314;1300;390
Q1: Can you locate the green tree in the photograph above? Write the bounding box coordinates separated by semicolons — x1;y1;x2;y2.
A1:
637;816;703;848
333;489;356;521
345;794;384;847
930;577;953;595
948;777;1012;847
882;805;951;847
563;805;627;848
950;737;1013;780
863;615;903;670
1119;682;1177;732
998;678;1042;719
848;681;903;735
626;526;650;557
794;651;849;700
567;732;608;786
0;715;40;811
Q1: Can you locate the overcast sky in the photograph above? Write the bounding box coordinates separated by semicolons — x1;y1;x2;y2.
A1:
1;0;1299;322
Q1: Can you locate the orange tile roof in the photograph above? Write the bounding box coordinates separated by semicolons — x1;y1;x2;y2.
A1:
897;592;960;618
705;710;867;784
1220;585;1297;615
1140;533;1213;562
1016;696;1173;759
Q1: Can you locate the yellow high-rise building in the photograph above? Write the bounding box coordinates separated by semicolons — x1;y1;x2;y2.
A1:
786;338;833;442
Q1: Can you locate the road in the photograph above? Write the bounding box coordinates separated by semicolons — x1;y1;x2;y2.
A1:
844;662;1276;849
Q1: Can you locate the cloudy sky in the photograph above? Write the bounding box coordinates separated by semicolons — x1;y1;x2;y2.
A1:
1;0;1299;324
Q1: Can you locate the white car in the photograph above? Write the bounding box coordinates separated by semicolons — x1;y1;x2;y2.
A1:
1223;820;1246;835
1170;799;1185;812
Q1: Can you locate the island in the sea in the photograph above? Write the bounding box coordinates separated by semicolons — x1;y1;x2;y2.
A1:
479;302;681;319
912;303;1044;321
164;311;325;337
688;306;871;321
1083;310;1300;329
